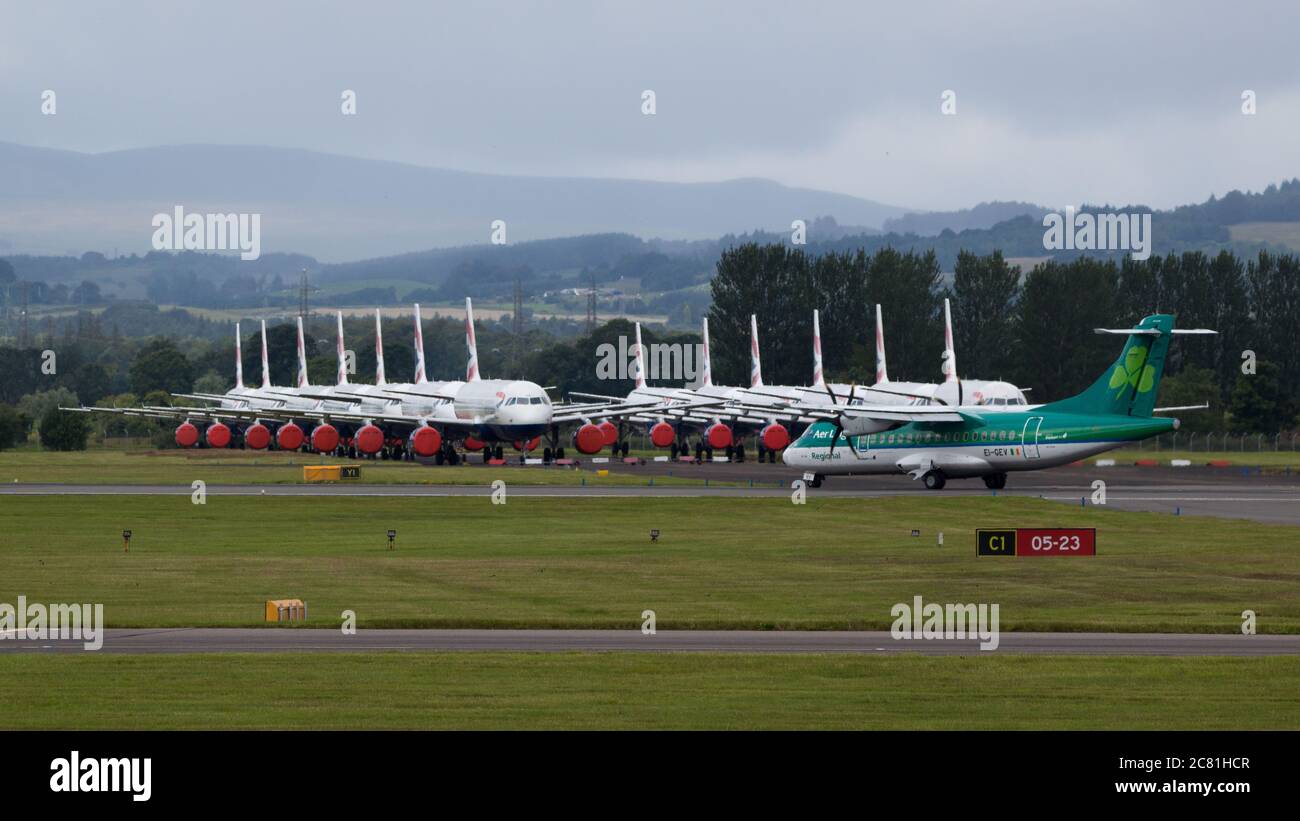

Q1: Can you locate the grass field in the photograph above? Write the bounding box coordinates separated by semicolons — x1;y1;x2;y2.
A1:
1107;448;1300;468
0;448;745;487
1229;221;1300;251
0;653;1294;729
3;495;1297;632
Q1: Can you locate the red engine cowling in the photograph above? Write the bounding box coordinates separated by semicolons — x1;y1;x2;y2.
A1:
464;436;485;452
276;422;304;451
355;424;384;455
408;426;442;457
244;423;271;450
760;423;790;451
205;422;231;448
597;421;618;447
649;421;675;448
572;423;604;455
706;422;733;450
311;423;340;453
175;422;199;448
513;436;541;452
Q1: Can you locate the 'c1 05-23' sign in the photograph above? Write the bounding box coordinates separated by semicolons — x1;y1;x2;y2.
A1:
976;528;1096;557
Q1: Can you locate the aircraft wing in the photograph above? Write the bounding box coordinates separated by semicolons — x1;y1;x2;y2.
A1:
728;397;974;426
141;405;288;422
371;387;460;402
567;391;631;403
171;392;244;405
552;396;727;424
61;406;181;421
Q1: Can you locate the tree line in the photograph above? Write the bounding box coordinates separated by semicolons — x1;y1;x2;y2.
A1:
708;243;1299;433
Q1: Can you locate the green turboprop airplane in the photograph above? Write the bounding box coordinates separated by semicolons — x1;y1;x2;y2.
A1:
782;314;1213;489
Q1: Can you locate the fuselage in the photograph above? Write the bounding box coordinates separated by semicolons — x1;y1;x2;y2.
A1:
453;379;552;441
784;412;1175;478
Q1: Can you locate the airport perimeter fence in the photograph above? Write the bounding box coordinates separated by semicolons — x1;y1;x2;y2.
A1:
1136;432;1300;452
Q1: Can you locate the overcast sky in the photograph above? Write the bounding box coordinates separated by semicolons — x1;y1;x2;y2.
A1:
3;0;1298;212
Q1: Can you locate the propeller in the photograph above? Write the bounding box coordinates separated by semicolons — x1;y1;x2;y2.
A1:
822;382;860;458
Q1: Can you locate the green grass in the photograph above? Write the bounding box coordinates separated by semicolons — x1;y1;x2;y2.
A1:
3;495;1297;632
0;448;736;487
1229;221;1300;251
0;653;1295;729
1107;448;1300;468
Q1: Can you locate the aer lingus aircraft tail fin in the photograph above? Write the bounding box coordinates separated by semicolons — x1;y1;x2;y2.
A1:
1041;314;1175;418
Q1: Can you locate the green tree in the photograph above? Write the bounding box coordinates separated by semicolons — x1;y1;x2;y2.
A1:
1155;366;1223;432
193;370;228;394
1228;361;1295;434
0;404;32;449
946;250;1021;379
130;338;193;396
1012;258;1121;401
709;243;812;386
17;387;81;426
865;248;942;382
38;408;90;451
70;362;112;406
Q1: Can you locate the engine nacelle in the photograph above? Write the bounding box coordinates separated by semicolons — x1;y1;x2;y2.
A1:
276;422;305;451
649;421;675;448
463;436;485;452
840;416;896;437
597;421;618;447
355;424;384;455
175;422;199;448
408;426;442;457
244;423;271;450
572;423;604;455
760;423;790;451
705;422;733;450
311;423;340;453
513;436;541;452
205;422;231;449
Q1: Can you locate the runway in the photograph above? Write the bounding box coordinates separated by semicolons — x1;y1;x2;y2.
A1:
4;463;1300;524
1;627;1296;655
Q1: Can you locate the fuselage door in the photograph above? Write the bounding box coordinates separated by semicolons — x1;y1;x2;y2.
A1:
1021;416;1044;459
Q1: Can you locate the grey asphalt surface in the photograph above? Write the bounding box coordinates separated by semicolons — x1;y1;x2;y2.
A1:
4;463;1299;523
2;628;1297;655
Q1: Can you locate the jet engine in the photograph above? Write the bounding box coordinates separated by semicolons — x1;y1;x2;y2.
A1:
572;423;605;455
408;426;442;457
243;423;271;450
310;423;340;453
205;422;231;448
174;422;199;448
276;422;305;450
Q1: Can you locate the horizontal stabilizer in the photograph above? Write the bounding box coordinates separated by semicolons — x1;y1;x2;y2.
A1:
1153;402;1210;413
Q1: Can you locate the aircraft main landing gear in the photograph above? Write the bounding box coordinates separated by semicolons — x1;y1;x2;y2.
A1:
922;470;947;490
983;472;1007;490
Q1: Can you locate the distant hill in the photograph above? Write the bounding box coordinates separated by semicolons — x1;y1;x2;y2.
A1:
0;141;910;261
882;201;1050;235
